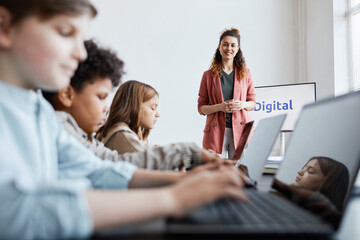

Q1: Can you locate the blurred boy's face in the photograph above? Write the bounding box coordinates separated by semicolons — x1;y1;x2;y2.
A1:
69;77;112;135
3;14;89;90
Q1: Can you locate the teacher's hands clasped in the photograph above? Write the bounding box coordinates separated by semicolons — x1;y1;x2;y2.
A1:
222;99;247;113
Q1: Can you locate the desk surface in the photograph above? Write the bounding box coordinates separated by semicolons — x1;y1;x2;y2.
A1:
92;174;360;240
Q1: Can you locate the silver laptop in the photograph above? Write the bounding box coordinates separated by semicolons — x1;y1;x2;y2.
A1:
235;114;286;184
167;91;360;236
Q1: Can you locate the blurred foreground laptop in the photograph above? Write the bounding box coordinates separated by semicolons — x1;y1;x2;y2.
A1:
235;114;286;186
167;91;360;237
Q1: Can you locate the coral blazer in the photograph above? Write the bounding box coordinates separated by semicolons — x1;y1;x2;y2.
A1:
197;68;256;158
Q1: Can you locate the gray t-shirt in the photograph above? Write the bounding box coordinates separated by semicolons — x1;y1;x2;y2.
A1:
220;70;234;128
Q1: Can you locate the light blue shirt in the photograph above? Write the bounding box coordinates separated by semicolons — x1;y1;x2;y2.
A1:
0;81;137;239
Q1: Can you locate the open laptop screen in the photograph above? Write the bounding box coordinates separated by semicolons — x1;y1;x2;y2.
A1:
236;114;286;183
273;91;360;224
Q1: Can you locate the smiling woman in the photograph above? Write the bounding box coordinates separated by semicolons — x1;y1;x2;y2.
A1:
197;28;256;160
87;0;303;148
0;1;249;237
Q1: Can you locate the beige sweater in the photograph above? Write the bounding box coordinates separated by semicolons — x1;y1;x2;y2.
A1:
100;122;150;154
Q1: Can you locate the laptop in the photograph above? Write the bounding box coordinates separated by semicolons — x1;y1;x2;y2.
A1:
167;91;360;237
232;120;254;160
235;114;286;185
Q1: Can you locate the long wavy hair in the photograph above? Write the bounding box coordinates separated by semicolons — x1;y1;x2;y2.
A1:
96;80;158;141
210;28;247;80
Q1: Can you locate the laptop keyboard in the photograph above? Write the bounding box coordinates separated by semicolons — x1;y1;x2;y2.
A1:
166;188;334;234
208;189;320;225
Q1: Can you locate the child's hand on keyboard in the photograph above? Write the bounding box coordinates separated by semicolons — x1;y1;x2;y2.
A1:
168;165;248;218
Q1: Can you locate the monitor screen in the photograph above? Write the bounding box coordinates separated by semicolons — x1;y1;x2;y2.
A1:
249;83;316;131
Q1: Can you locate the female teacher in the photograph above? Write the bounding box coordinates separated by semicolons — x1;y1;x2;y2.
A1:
197;28;256;160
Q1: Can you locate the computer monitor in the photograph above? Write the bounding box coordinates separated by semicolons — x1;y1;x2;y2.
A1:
249;82;316;131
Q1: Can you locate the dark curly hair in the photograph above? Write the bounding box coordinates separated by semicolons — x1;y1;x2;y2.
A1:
210;28;247;80
71;39;125;92
42;39;124;103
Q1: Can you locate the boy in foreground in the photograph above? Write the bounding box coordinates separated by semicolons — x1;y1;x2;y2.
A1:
0;0;247;239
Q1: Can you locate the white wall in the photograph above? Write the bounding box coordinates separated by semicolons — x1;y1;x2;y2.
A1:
88;0;299;146
304;0;335;100
333;0;351;96
304;0;350;100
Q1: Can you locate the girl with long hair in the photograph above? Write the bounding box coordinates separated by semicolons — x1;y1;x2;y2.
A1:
97;80;160;154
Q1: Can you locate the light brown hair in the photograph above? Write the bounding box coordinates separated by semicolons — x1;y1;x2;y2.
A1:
96;80;158;141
